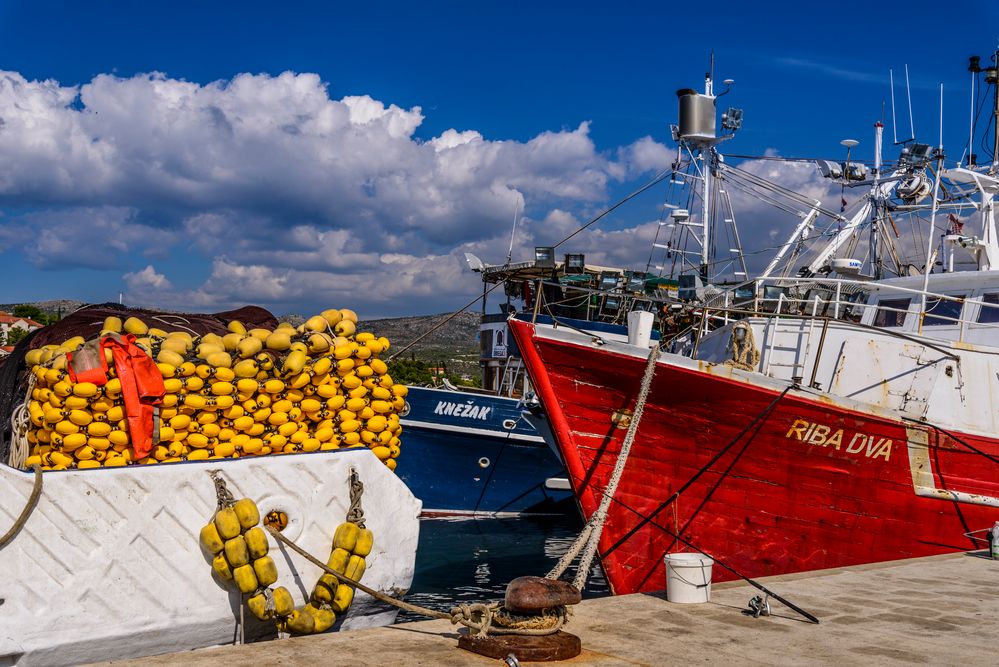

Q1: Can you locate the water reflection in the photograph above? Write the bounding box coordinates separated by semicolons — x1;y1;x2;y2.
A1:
399;514;609;622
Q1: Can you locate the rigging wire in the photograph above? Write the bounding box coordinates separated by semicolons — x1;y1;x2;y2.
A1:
973;80;995;161
725;153;874;165
721;162;847;221
390;167;673;360
554;168;672;250
644;169;682;276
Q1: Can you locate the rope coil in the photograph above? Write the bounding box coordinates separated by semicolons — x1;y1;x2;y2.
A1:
8;375;35;469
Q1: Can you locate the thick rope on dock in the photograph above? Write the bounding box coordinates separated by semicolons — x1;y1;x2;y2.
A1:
265;525;565;636
0;465;43;549
547;341;661;589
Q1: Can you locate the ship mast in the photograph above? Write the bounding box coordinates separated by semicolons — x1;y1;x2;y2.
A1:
671;56;742;284
946;48;999;271
700;69;714;279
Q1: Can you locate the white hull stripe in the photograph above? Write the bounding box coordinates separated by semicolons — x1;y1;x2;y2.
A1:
399;419;546;443
905;424;999;508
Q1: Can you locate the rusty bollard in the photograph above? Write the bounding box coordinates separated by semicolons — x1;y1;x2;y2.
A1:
458;577;583;662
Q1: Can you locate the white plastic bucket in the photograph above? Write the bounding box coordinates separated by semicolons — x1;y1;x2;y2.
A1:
627;310;655;348
664;552;713;603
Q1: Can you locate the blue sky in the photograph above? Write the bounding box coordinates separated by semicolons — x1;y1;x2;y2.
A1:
0;1;996;317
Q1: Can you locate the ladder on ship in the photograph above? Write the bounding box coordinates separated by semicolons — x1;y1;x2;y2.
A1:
761;294;823;382
497;356;525;398
649;161;749;282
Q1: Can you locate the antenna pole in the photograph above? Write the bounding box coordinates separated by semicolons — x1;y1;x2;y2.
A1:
905;64;915;141
993;48;999;172
920;84;945;322
939;82;945;151
890;69;899;144
873;121;884;279
709;52;715;92
705;53;714;96
506;196;521;264
874;121;883;175
970;68;976;166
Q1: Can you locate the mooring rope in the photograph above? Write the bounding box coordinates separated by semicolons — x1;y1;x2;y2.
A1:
265;525;565;636
547;340;661;590
0;465;43;550
210;471;555;635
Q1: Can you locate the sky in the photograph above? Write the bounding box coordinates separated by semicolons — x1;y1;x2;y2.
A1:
0;1;996;318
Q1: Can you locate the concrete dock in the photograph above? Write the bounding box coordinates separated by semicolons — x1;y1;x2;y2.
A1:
110;552;996;666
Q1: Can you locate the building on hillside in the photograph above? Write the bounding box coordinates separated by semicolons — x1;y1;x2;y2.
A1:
0;311;44;344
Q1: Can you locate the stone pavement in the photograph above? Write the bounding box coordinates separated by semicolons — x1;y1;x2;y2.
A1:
107;551;997;666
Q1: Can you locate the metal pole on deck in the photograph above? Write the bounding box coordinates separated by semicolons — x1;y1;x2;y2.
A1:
920;84;945;328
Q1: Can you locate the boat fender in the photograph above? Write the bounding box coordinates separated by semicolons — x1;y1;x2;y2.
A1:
725;321;760;371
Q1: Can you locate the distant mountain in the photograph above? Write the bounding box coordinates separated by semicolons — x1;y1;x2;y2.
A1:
359;311;478;353
0;299;88;318
360;311;481;381
12;299;483;381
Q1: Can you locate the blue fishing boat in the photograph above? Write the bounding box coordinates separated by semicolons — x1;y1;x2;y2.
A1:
393;248;666;516
397;385;571;516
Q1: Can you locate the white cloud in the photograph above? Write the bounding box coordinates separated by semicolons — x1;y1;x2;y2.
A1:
0;69;677;315
4;207;174;270
721;157;842;274
619;136;675;176
124;265;173;291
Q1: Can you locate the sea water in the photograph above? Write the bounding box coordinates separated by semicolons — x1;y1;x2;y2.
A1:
399;513;608;622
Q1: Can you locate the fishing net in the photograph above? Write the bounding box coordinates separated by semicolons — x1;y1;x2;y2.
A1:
0;304;279;462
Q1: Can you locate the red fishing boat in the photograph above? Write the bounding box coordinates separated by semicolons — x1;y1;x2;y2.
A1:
507;53;999;595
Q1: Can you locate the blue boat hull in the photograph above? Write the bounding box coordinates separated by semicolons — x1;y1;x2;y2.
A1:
397;386;573;516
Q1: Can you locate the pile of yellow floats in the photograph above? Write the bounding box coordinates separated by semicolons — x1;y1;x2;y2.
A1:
22;308;407;470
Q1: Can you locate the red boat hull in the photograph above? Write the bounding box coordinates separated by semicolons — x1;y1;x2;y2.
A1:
510;318;999;595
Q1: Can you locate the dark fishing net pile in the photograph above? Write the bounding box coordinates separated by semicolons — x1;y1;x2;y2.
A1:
0;303;279;462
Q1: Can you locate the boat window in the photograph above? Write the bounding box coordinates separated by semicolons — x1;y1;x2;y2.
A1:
977;293;999;323
760;285;787;312
840;291;869;322
873;298;911;327
803;288;833;315
923;294;965;326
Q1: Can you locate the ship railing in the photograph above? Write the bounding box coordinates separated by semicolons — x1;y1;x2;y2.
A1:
527;277;673;325
738;275;999;345
525;272;999;353
690;303;961;389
